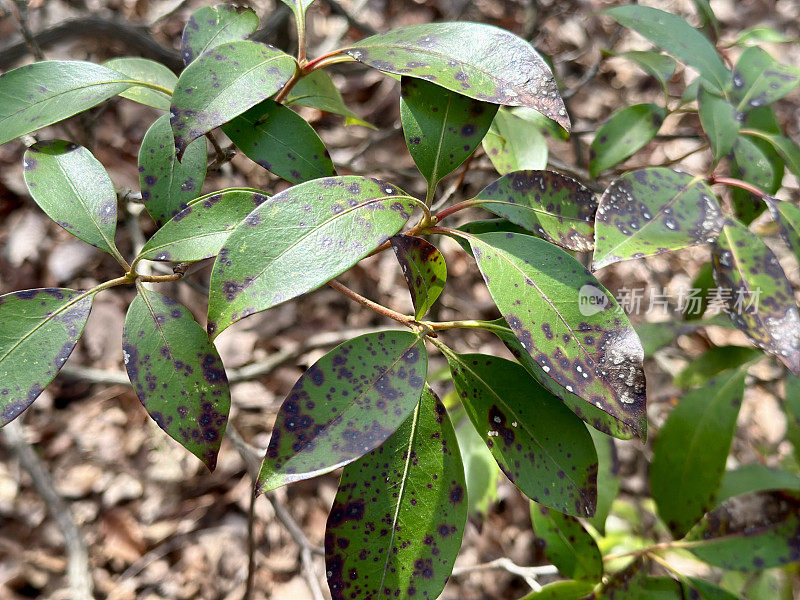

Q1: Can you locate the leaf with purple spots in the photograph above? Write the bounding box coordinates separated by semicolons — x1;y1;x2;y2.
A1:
731;47;800;113
122;286;230;471
589;103;665;177
284;70;372;127
442;351;598;516
698;88;740;163
324;385;465;600
345;22;570;130
207;176;418;338
222;99;335;183
730;136;779;224
400;76;497;189
23;141;125;262
170;41;296;155
766;198;800;260
0;288;94;427
102;57;177;110
463;231;647;438
256;330;427;493
593;168;723;270
181;4;259;65
482;108;548;175
471;170;597;252
530;502;603;581
711;219;800;374
390;234;446;319
139;114;208;225
138;188;269;263
0;61;135;146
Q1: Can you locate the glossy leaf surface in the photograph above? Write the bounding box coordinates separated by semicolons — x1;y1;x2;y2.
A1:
593;168;723;270
0;289;93;426
257;331;426;492
390;235;446;319
346;22;570;129
222;99;335;183
589;103;665;177
471;170;597;252
208;177;416;337
123;288;230;470
482;108;548;175
531;503;603;581
181;4;259;65
732;47;800;112
170;41;296;154
102;57;176;110
325;386;465;600
698;88;740;162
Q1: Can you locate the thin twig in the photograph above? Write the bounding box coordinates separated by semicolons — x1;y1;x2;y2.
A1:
451;557;558;592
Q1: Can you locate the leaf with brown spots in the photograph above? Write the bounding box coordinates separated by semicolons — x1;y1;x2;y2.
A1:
730;136;779;225
325;385;465;600
442;350;597;517
181;4;259;65
207;176;418;338
589;103;665;177
482;108;548;175
345;23;570;129
593;168;723;270
530;503;603;581
257;331;427;493
731;47;800;113
123;287;230;471
463;232;647;439
0;289;94;427
712;219;800;373
471;170;597;252
391;234;446;319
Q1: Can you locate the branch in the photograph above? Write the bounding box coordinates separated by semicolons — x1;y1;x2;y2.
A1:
451;557;558;592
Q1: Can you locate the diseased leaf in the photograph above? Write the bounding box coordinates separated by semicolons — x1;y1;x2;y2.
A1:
716;464;800;505
102;57;176;110
444;351;598;517
456;219;530;253
139;114;208;225
123;287;230;470
465;232;647;438
766;198;800;260
593;168;723;270
683;578;741;600
207;177;417;337
589;103;665;177
531;503;603;581
482;108;548;175
673;345;761;388
23;141;121;258
223;99;335;183
471;170;597;252
686;491;800;571
138;188;269;262
390;235;446;319
518;580;596;600
605;5;729;93
750;131;800;179
257;331;427;493
731;47;800;112
284;70;371;126
587;428;621;535
170;41;296;155
345;22;570;129
731;136;777;224
618;51;677;87
698;88;740;162
181;4;259;65
455;414;500;524
325;386;465;600
0;61;134;145
712;218;800;373
0;289;93;426
650;370;745;538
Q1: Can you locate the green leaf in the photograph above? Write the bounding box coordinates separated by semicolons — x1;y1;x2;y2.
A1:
23;141;121;258
730;136;778;224
207;177;417;337
0;289;94;426
465;232;647;438
635;316;735;355
618;50;677;86
471;170;597;252
509;106;569;140
716;464;800;505
482;108;549;175
281;0;316;19
673;345;761;388
181;4;259;65
686;491;800;570
650;369;745;538
748;131;800;180
345;22;570;129
455;414;500;524
698;88;740;162
443;351;598;517
138;188;269;263
782;374;800;462
531;503;603;581
766;199;800;260
518;580;596;600
139;114;208;225
170;41;296;155
683;577;741;600
586;428;621;535
390;234;446;319
589;103;665;177
605;5;729;94
102;57;176;110
593;168;723;270
712;218;800;373
284;70;371;126
0;61;135;145
325;385;465;600
222;99;335;183
257;331;427;493
734;27;792;46
731;47;800;112
400;77;496;188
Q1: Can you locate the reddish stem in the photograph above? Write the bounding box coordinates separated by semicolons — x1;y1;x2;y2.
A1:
708;176;770;200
